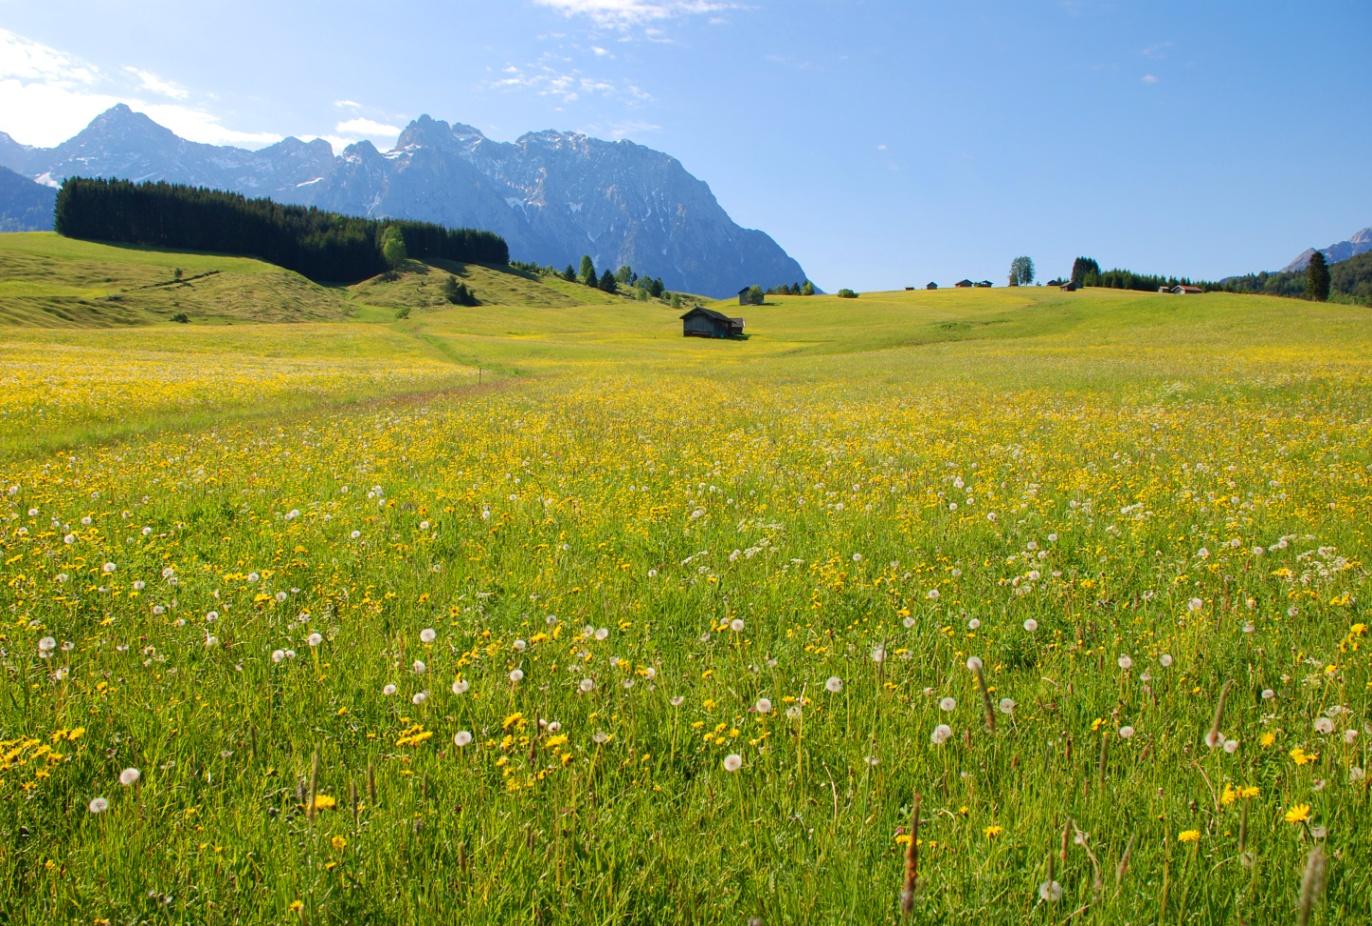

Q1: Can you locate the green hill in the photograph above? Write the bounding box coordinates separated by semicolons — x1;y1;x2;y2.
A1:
0;232;651;327
0;232;356;327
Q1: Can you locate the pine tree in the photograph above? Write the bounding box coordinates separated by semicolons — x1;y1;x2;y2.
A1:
1306;251;1331;302
599;269;618;293
579;256;597;286
563;264;576;282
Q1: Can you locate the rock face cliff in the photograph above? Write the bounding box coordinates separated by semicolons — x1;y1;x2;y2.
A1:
0;105;808;296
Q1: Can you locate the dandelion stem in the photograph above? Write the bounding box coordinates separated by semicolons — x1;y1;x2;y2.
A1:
1205;679;1233;748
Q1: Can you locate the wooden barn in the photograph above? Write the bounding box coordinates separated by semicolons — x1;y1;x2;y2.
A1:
681;306;745;339
926;282;939;290
1060;281;1079;292
955;279;974;288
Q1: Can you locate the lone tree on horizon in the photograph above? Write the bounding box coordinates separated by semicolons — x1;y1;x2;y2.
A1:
1009;256;1035;287
1305;250;1331;302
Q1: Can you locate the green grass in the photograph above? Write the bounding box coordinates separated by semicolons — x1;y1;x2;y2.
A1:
1;240;1370;924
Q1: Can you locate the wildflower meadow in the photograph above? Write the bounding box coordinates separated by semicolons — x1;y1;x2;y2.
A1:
1;281;1369;923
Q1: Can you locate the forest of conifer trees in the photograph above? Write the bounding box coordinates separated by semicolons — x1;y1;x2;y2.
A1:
55;178;508;282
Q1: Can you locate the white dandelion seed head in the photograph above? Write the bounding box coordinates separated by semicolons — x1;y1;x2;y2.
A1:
939;697;957;713
871;646;887;663
419;628;436;644
102;562;117;574
1314;717;1334;735
730;619;745;632
755;698;773;714
1038;880;1063;902
1261;688;1275;700
1223;739;1239;753
454;731;473;747
825;676;843;693
88;797;109;814
412;660;427;674
968;618;981;630
509;668;524;683
999;698;1016;715
204;635;219;648
38;636;57;653
271;649;286;663
670;696;685;707
785;705;803;721
307;633;323;647
382;684;397;696
1187;598;1203;612
1117;655;1133;671
1159;654;1174;667
1118;726;1135;740
451;679;469;695
412;690;429;705
579;678;595;693
1023;619;1039;633
966;656;983;672
1205;730;1223;749
723;753;743;772
119;768;141;786
931;724;953;745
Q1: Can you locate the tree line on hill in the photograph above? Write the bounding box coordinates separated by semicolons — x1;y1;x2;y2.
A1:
54;178;509;283
1213;250;1369;304
1062;253;1364;304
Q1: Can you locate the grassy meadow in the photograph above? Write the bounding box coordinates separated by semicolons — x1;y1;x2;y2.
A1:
1;236;1370;923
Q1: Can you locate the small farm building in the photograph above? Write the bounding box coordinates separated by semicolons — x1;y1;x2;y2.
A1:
926;282;938;290
681;306;745;339
955;279;974;288
1060;281;1079;292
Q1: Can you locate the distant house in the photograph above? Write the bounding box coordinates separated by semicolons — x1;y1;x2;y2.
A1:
904;286;915;291
976;280;993;288
1060;281;1079;292
955;279;974;288
926;282;939;290
681;306;745;339
1169;285;1204;295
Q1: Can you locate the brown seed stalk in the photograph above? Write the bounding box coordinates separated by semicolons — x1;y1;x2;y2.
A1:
900;792;922;916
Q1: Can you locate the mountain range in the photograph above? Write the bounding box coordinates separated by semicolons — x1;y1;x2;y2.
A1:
1282;227;1372;273
0;166;56;232
0;105;807;296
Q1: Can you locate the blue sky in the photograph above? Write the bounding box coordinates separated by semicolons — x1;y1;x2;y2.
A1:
1;0;1369;290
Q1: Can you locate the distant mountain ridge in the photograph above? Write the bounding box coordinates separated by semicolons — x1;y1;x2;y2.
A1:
0;166;56;231
1282;227;1372;272
0;105;808;296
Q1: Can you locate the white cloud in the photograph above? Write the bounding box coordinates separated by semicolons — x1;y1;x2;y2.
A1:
1141;73;1160;85
334;99;362;110
0;27;100;86
488;61;652;105
532;0;742;29
336;117;402;138
0;27;280;148
123;66;189;101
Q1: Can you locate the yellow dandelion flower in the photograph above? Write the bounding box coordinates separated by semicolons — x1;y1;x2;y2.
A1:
1178;830;1201;844
330;835;347;851
1259;731;1277;748
1283;804;1311;824
984;824;1004;839
312;793;337;811
1288;747;1318;766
